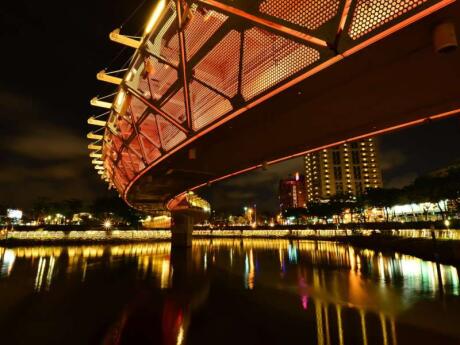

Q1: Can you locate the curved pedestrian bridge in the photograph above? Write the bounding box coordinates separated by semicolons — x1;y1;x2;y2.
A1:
88;0;460;212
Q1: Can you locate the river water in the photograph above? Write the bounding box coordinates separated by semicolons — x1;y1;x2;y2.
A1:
0;239;459;345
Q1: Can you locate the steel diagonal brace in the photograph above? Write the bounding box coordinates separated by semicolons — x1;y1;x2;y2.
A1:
176;0;193;130
126;86;189;135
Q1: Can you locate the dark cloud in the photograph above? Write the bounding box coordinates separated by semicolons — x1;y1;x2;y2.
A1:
0;1;145;208
379;149;407;172
385;172;418;188
0;88;106;208
7;126;87;160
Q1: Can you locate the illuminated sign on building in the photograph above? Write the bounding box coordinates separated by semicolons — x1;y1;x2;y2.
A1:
7;209;23;220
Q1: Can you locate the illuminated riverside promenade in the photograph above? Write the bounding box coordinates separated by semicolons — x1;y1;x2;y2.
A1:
2;228;460;242
0;239;459;344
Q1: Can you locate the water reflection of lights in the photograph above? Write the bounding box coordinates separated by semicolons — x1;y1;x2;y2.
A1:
0;239;459;344
193;239;460;298
298;275;309;310
1;243;173;290
32;255;57;292
2;239;459;300
287;243;298;263
177;325;184;345
278;247;285;272
313;301;399;345
360;309;368;345
244;249;255;290
1;249;16;277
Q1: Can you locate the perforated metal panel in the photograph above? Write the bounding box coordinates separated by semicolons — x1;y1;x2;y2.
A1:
139;112;161;149
156;116;187;151
185;4;228;61
194;30;241;98
129;97;147;122
189;80;233;130
259;0;341;30
348;0;428;39
128;137;145;166
242;28;320;100
110;132;123;153
113;169;128;190
118;117;133;141
140;135;162;163
146;57;178;100
162;88;187;124
118;150;136;180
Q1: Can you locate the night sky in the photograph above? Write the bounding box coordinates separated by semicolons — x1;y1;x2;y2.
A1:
1;1;459;213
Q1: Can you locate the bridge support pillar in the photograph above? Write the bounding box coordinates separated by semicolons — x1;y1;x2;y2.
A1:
171;210;194;248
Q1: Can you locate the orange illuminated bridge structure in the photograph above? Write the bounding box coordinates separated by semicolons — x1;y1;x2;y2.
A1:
89;0;460;213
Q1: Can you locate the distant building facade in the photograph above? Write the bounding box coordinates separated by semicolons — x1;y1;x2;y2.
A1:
304;138;383;203
279;173;306;212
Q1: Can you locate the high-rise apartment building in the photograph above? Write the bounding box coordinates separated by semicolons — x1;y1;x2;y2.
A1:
279;173;306;211
304;138;383;203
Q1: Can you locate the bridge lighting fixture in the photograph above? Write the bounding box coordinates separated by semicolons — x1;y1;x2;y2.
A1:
92;159;104;165
88;117;107;126
88;143;102;150
96;70;122;85
145;0;166;35
90;152;102;158
433;21;458;54
109;28;141;49
90;97;112;109
87;132;103;140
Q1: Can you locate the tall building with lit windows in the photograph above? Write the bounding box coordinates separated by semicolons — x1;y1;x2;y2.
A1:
279;172;307;212
304;138;383;203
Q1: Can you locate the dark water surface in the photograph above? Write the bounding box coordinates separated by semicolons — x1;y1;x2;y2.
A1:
0;239;459;345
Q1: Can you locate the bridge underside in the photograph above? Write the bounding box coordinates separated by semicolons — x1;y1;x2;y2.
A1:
126;1;460;212
95;1;460;212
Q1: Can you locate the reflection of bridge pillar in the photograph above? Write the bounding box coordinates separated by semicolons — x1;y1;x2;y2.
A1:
170;246;193;285
360;310;368;345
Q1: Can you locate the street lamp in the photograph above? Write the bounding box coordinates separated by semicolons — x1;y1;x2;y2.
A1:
103;219;112;230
